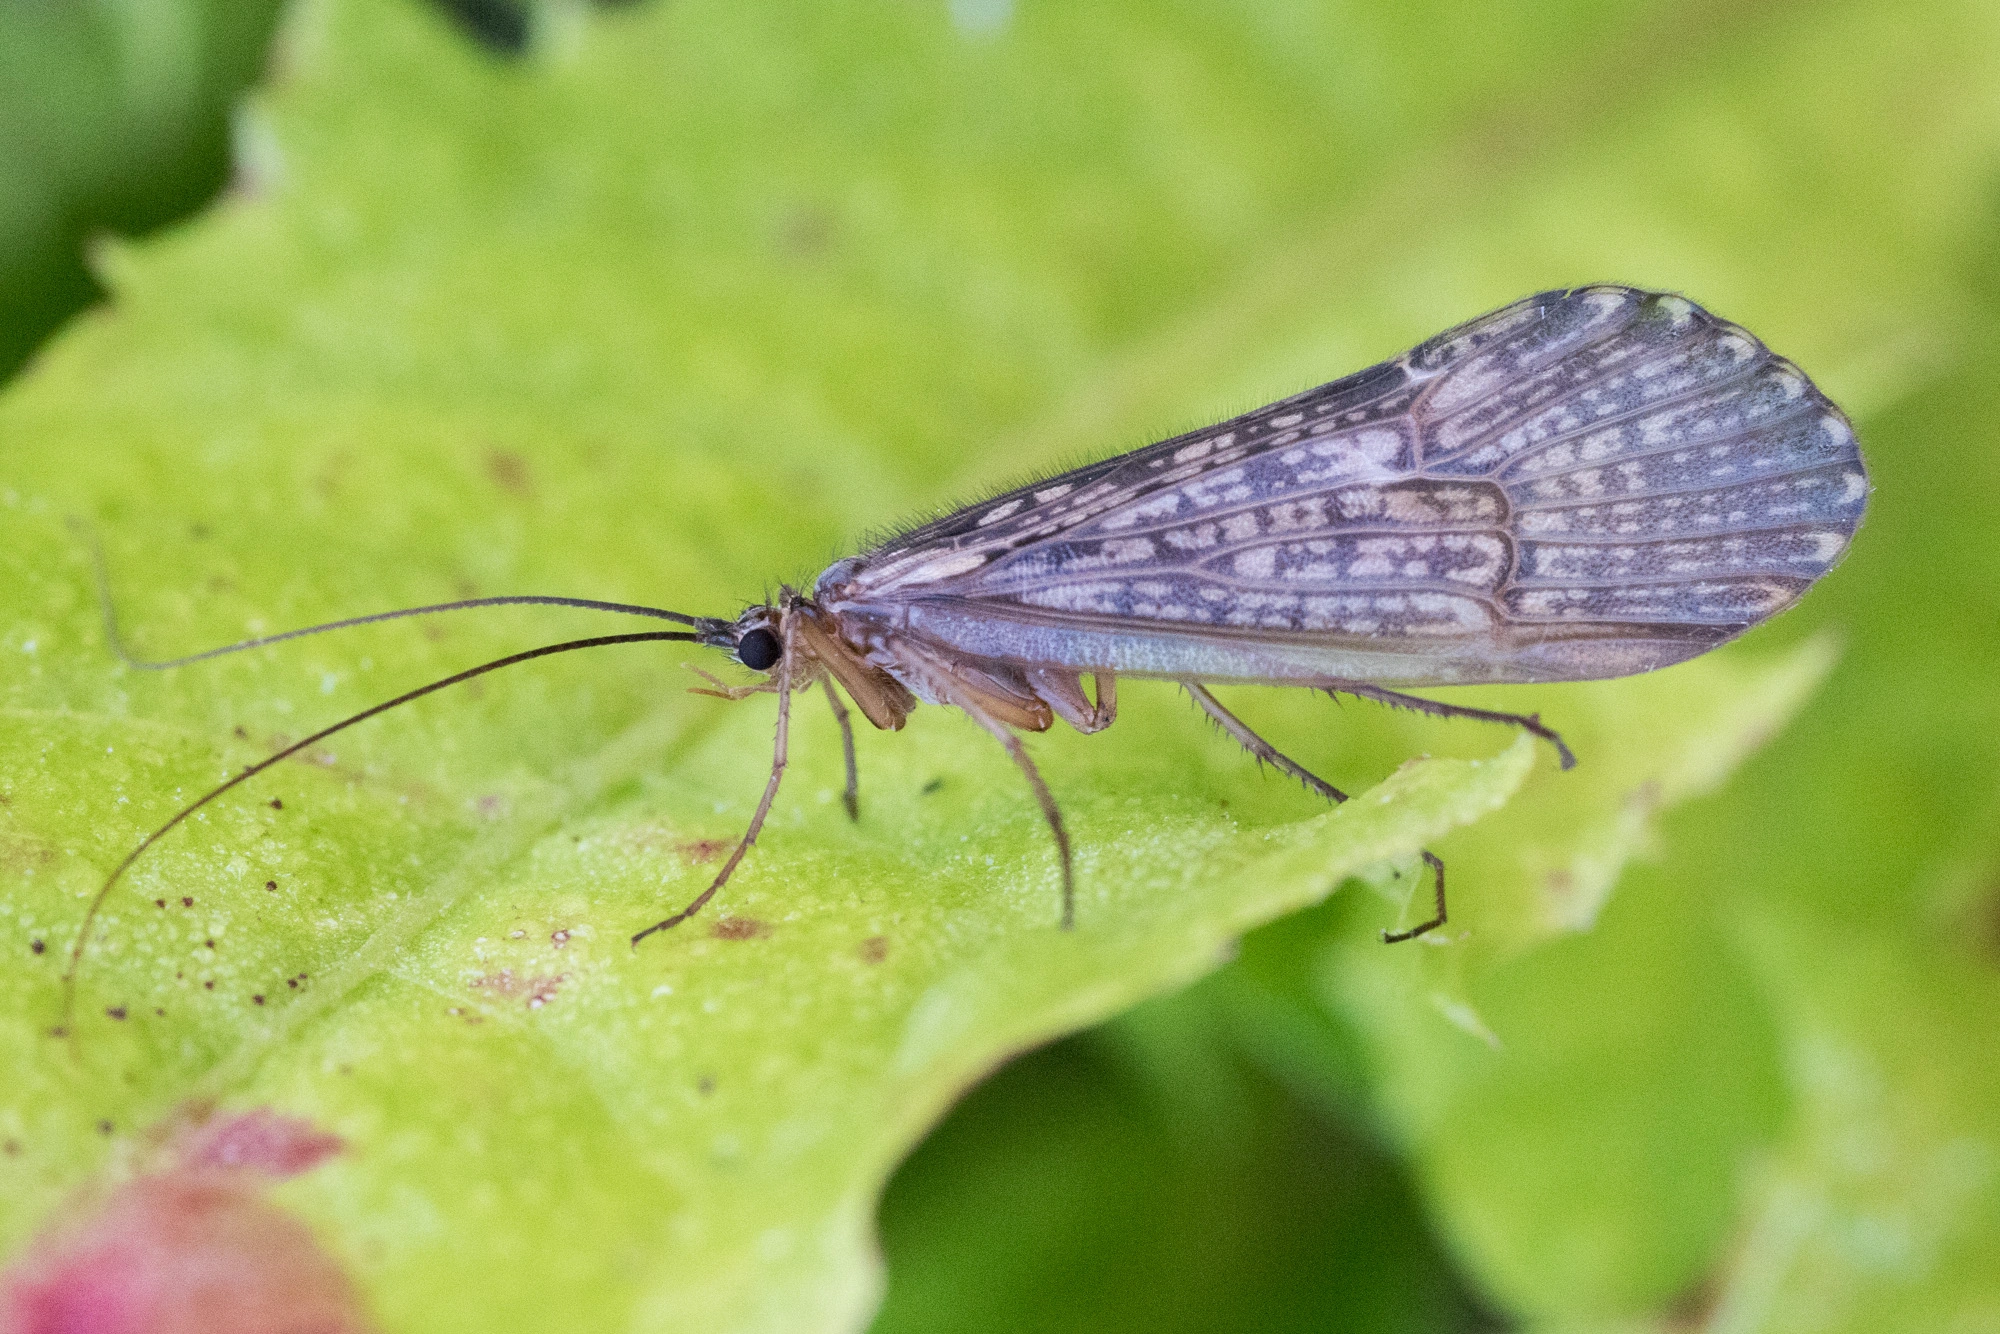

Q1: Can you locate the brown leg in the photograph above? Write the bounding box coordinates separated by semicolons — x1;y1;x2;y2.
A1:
686;663;780;701
1383;852;1448;943
634;647;795;946
1025;668;1119;734
1333;681;1576;770
1186;683;1447;943
961;702;1076;930
821;677;860;821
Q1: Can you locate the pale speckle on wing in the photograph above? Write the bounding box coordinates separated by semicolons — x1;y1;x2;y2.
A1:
837;286;1866;684
1173;431;1235;464
880;549;989;586
977;499;1024;527
1231;545;1277;581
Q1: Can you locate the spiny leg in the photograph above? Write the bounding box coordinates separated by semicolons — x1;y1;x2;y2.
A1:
633;652;794;946
1185;683;1348;804
1335;681;1576;770
820;677;860;822
962;704;1075;930
1186;682;1447;944
1383;852;1448;944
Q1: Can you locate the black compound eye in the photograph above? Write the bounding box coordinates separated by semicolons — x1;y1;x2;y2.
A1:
736;627;782;672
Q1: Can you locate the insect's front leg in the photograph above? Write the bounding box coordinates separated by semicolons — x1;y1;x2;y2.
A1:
636;650;798;946
686;664;781;701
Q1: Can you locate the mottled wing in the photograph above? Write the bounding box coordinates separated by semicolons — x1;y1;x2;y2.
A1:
832;287;1866;687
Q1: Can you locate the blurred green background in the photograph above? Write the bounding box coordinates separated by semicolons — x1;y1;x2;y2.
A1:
3;1;1997;1332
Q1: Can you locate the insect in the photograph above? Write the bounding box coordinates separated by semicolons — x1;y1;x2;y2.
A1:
64;286;1866;1012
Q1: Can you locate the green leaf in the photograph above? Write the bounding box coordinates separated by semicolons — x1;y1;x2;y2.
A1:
7;0;1999;1330
0;0;284;378
0;2;1544;1328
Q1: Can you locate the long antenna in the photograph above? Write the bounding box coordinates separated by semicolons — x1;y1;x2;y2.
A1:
76;517;712;668
59;628;698;1032
104;596;708;668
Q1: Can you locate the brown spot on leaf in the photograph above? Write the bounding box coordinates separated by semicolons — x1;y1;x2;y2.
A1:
268;798;282;811
777;204;835;257
710;917;770;941
104;1008;126;1022
264;881;276;892
313;453;348;502
29;940;44;956
1970;870;2000;965
469;969;566;1009
675;838;729;864
180;897;192;908
859;935;888;964
0;833;57;874
1662;1263;1723;1328
485;448;532;495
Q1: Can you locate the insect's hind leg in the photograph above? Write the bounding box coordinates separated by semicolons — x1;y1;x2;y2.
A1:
1334;681;1576;770
1385;851;1448;944
1184;683;1348;804
1185;683;1448;943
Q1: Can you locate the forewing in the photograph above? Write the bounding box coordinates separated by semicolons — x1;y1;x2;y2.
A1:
840;287;1866;685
